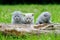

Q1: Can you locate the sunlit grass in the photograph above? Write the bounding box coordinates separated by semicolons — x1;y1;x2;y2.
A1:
0;4;60;23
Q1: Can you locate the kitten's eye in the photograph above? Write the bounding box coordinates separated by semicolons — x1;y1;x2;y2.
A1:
17;16;19;17
15;16;16;17
44;15;48;17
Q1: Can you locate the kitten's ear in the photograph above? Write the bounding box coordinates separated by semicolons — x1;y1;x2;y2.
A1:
23;14;25;16
22;13;25;16
32;13;34;16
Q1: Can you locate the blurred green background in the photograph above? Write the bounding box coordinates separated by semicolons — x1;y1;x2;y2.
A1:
0;4;60;23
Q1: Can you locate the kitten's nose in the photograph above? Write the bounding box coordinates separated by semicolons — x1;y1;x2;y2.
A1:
15;17;19;20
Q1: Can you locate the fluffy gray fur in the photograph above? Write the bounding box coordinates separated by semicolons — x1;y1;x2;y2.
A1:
11;11;24;24
36;12;51;24
24;13;34;24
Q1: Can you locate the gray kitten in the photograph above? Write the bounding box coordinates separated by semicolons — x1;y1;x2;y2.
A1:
36;12;51;24
11;11;24;24
24;13;34;24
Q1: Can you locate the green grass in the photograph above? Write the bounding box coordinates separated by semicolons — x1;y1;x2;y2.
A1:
0;4;60;40
0;32;58;40
0;4;60;23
